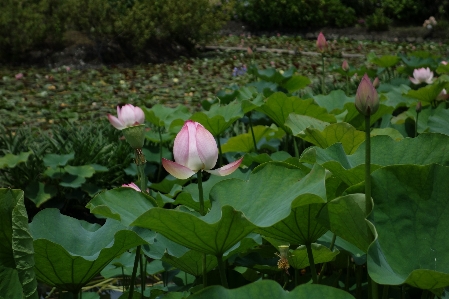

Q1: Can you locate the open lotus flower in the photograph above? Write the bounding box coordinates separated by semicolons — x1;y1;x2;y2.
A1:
162;120;243;179
108;104;145;130
437;89;449;101
409;68;434;85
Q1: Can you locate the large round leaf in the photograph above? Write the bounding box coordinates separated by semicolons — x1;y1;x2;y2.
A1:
257;204;328;245
189;279;355;299
190;103;244;136
142;104;190;128
210;162;327;228
86;187;157;227
300;133;449;186
131;205;256;256
162;250;218;277
29;209;147;292
367;164;449;289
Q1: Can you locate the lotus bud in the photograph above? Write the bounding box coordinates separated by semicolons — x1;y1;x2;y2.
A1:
342;60;349;71
416;101;422;113
108;104;146;149
355;74;379;116
316;32;327;52
373;77;380;88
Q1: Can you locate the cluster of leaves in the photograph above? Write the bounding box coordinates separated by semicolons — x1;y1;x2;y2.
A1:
3;36;449;298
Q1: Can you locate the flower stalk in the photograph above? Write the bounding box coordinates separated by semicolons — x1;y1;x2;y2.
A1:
217;255;229;288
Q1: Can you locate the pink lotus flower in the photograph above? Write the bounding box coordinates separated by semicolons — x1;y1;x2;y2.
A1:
162;120;243;179
108;104;145;130
342;60;349;71
409;68;434;85
355;74;379;116
316;32;327;52
373;77;380;88
441;61;447;65
437;89;449;101
15;73;23;80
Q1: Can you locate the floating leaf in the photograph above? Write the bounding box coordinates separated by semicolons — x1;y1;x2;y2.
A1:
313;90;355;113
142;104;190;128
285;114;329;137
65;165;96;178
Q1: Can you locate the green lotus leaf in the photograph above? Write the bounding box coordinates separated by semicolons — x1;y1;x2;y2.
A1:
281;75;311;93
367;164;449;289
405;82;446;103
210;162;327;228
371;55;400;68
427;108;449;135
298;122;365;154
285;114;329;137
235;86;265;113
142;104;190;128
256;93;336;134
370;128;404;140
64;165;96;178
24;182;57;208
59;173;86;188
380;84;414;108
0;151;32;169
313;90;355;113
162;250;218;277
132;205;256;256
191;103;244;136
43;152;75;168
257;204;328;245
189;279;355;299
300;133;449;186
173;168;250;212
221;125;284;153
0;189;38;299
87;187;157;227
344;103;394;130
318;231;366;265
289;244;340;269
29;209;147;292
317;194;376;253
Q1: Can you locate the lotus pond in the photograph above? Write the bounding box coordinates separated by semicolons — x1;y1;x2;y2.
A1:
2;34;449;299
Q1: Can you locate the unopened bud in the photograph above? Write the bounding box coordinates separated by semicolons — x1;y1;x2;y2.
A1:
355;74;379;116
373;77;380;88
316;32;327;52
416;101;422;113
342;60;349;71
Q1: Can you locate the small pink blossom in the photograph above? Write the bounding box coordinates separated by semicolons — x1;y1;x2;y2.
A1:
342;60;349;71
441;61;447;65
355;74;379;116
316;32;327;52
409;68;434;85
15;73;23;80
108;104;145;130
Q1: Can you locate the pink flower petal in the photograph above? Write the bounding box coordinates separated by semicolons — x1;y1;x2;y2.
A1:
174;121;203;171
205;157;243;176
162;158;196;179
134;106;145;125
196;124;218;170
122;182;141;191
409;77;420;85
173;121;191;166
120;105;137;127
108;114;126;130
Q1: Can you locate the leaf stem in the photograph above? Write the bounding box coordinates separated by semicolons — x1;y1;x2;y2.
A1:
321;54;326;94
292;135;299;158
305;242;318;283
248;113;258;153
217;255;229;288
202;253;207;288
157;126;163;181
196;170;208;288
140;252;145;294
382;285;390;299
128;246;141;299
365;114;371;217
415;110;419;138
317;233;337;283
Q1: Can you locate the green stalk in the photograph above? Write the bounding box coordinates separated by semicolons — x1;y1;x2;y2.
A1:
217;255;229;288
295;268;299;287
121;267;125;292
344;256;350;291
317;233;337;283
248;113;258;153
355;265;362;299
292;135;299;158
157;126;163;182
415;111;419;138
128;246;141;299
382;285;390;299
305;242;318;283
140;252;145;294
196;170;207;288
346;74;350;95
321;54;326;94
365;115;371;217
216;135;223;167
